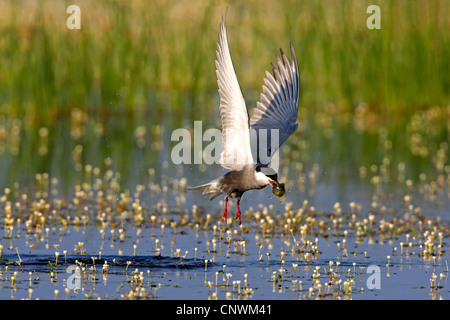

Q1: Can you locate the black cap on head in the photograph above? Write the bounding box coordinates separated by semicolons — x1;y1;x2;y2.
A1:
256;166;278;181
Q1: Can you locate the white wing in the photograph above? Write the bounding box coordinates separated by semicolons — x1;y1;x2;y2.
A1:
249;43;300;166
216;18;254;170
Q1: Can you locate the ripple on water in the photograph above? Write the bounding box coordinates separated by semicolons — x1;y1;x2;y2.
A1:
0;254;210;271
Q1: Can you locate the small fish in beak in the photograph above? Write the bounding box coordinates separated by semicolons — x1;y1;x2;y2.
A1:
270;180;285;197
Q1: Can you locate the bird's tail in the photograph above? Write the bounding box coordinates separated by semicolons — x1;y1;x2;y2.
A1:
187;179;223;200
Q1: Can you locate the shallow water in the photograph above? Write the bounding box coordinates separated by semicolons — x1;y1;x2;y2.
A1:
0;113;448;300
1;205;449;300
0;0;449;301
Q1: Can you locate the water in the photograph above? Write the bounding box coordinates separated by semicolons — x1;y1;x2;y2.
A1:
0;112;448;300
0;0;449;302
1;221;448;300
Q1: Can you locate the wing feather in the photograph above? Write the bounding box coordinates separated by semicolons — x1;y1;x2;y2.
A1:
216;18;254;170
249;43;300;166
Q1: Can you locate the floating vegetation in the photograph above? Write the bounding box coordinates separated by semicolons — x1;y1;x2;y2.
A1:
0;0;448;301
0;153;448;299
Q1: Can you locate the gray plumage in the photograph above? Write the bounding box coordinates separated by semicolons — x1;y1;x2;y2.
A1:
250;43;299;163
188;164;269;200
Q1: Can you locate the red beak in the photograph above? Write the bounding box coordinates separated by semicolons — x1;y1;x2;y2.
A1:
269;180;279;186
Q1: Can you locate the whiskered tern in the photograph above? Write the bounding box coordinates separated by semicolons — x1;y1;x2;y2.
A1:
188;16;300;224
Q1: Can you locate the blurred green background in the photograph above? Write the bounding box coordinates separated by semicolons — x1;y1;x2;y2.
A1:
0;0;448;201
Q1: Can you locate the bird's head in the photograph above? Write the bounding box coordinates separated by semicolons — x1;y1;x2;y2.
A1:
256;166;278;184
256;166;285;197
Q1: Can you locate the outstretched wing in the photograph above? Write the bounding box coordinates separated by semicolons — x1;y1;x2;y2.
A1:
249;43;300;166
216;18;254;170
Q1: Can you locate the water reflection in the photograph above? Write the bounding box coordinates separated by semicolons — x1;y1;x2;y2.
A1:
0;105;447;217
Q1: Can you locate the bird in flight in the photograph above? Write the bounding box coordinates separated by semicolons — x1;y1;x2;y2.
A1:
188;15;300;224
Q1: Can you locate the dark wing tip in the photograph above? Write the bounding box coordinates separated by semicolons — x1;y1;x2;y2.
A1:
289;42;299;74
221;7;229;26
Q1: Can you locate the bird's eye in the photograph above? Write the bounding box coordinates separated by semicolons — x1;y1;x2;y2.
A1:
256;166;261;172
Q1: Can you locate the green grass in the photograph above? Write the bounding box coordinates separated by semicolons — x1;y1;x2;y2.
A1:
0;0;448;189
0;0;449;126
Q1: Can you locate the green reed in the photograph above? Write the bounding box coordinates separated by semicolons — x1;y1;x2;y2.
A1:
0;0;447;190
0;0;448;124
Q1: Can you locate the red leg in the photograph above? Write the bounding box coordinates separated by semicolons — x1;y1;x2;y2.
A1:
235;200;241;224
222;196;228;221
